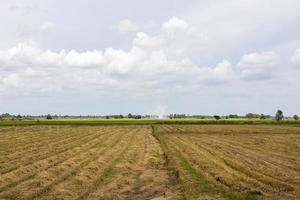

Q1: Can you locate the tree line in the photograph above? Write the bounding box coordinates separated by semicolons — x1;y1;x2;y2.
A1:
0;110;299;121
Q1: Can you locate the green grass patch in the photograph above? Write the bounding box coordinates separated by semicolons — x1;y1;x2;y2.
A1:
1;118;300;126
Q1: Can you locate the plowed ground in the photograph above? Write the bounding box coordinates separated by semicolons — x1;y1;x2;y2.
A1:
1;125;300;200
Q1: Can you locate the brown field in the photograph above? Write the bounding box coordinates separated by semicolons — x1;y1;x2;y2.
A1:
0;125;300;200
154;125;300;200
0;126;181;200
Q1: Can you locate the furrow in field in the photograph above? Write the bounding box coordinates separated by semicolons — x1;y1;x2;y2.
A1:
0;126;129;200
0;126;91;160
166;133;298;198
85;128;146;200
0;131;60;156
165;134;258;193
163;125;299;177
0;127;97;163
38;127;138;200
0;126;104;154
153;129;224;200
34;128;129;199
205;133;300;167
197;134;300;176
0;128;100;175
169;133;294;193
0;126;71;153
192;135;300;195
184;132;300;172
0;126;47;142
115;127;183;200
0;128;118;192
72;128;138;200
184;124;300;135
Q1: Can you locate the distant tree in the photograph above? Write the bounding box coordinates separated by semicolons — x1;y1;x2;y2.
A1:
1;113;11;118
16;115;22;120
134;115;142;119
294;115;299;120
128;113;133;118
275;110;284;122
228;114;239;118
46;114;52;120
105;116;110;119
169;114;187;119
213;115;221;120
245;113;260;119
260;114;266;120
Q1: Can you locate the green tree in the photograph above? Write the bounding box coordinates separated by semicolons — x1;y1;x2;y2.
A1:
245;113;260;118
213;115;221;120
275;110;283;122
228;114;239;118
294;115;299;120
134;115;142;119
46;114;52;120
260;114;266;120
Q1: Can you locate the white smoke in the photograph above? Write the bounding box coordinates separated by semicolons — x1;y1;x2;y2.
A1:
151;105;167;119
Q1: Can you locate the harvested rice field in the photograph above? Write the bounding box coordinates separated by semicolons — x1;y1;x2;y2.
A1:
0;126;181;200
0;125;300;200
154;125;300;200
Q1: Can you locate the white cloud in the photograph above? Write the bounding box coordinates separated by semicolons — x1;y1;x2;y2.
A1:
291;49;300;65
113;19;139;33
211;60;234;81
0;17;234;96
238;51;278;80
133;32;164;49
162;17;188;31
40;21;56;33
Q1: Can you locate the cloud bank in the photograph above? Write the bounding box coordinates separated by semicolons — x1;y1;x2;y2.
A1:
0;18;239;96
0;17;299;97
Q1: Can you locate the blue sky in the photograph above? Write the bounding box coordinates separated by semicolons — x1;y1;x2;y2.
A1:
0;0;300;116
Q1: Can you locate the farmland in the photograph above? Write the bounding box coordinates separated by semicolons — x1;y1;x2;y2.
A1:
0;124;300;199
154;125;300;200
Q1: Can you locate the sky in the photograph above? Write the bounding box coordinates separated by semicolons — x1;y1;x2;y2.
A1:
0;0;300;116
